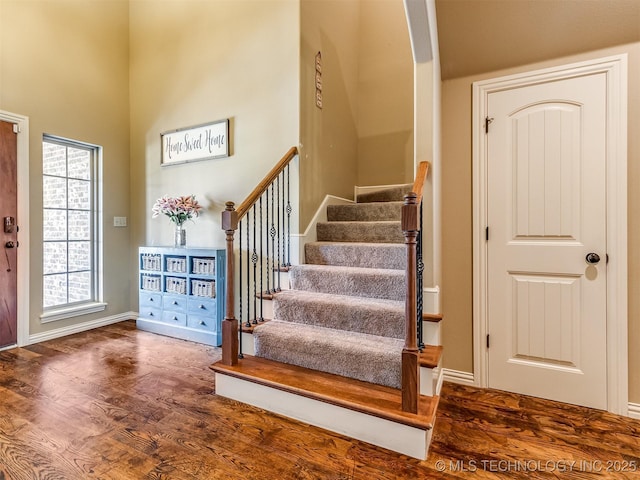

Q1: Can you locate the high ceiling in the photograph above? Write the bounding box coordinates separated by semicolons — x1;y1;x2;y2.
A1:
435;0;640;80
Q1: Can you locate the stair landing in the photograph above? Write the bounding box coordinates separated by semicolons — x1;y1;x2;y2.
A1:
212;355;438;459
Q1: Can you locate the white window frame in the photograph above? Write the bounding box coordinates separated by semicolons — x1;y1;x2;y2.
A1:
40;135;105;322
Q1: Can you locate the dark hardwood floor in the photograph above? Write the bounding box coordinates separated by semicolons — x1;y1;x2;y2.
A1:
0;321;638;479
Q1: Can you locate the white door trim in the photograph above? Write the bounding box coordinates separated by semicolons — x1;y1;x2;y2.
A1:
472;55;628;415
0;110;30;347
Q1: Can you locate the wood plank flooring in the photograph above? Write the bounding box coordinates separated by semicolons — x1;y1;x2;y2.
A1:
0;320;638;479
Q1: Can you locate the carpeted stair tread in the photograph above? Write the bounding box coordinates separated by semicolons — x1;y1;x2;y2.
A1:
290;264;405;301
317;220;403;243
356;183;413;203
305;241;406;270
273;289;404;339
327;202;402;222
253;320;403;388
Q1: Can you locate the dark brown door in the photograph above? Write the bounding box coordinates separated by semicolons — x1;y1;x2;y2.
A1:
0;120;18;347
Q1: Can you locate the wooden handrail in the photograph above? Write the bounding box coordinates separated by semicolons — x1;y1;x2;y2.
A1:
410;161;430;205
236;146;298;219
402;161;430;233
220;146;298;366
401;160;431;414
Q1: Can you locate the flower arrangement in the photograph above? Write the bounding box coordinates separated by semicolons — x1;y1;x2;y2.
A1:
152;195;203;226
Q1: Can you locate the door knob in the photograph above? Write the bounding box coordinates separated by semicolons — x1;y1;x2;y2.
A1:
585;253;600;264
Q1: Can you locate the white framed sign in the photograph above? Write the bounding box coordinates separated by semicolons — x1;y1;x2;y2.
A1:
161;119;229;166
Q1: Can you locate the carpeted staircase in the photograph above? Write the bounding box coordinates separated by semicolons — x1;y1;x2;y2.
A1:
252;184;414;389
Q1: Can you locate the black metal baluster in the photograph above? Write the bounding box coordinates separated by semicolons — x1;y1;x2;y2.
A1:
286;164;291;267
417;200;424;350
252;205;258;324
238;218;244;358
276;176;281;292
281;171;286;270
265;187;271;295
239;219;243;325
259;196;264;322
245;214;251;328
270;183;277;293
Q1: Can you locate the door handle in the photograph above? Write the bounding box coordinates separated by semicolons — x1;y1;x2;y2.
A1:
585;252;600;264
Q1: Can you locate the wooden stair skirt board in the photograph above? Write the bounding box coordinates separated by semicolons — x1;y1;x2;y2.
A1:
212;355;438;460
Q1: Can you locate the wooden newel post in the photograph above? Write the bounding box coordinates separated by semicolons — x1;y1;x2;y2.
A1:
401;192;420;414
221;201;239;366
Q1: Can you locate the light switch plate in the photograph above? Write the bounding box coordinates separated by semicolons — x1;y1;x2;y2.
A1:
113;216;127;227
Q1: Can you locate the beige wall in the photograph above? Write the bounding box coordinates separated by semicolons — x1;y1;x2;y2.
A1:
299;0;360;228
0;0;131;335
441;43;640;403
0;0;300;333
299;0;413;228
356;0;413;186
129;0;300;305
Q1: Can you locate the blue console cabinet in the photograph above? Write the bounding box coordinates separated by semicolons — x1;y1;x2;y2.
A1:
137;246;225;346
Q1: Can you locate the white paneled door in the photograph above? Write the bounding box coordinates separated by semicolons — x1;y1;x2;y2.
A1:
486;72;608;409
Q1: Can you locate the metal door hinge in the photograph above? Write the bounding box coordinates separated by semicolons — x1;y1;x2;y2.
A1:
485;226;489;241
484;117;494;134
486;334;490;349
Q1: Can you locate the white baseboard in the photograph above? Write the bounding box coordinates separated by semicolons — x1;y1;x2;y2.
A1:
28;311;136;345
442;370;640;419
442;368;476;386
628;403;640;420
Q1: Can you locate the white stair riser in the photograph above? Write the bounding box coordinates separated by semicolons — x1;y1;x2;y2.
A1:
241;332;255;356
423;320;441;346
280;271;291;290
215;373;432;460
262;299;274;320
420;362;444;397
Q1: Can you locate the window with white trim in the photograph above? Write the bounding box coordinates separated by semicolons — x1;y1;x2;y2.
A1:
42;136;101;311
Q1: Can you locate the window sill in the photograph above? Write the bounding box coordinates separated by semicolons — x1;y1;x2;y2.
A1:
40;302;107;323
